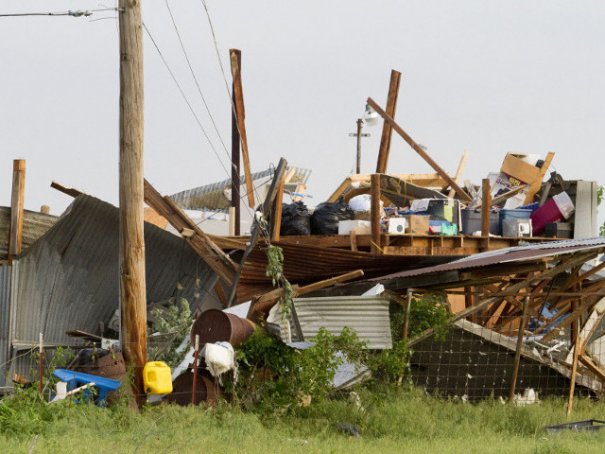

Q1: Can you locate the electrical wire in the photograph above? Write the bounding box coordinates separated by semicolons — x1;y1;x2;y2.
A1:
0;8;117;18
164;0;230;157
142;21;232;180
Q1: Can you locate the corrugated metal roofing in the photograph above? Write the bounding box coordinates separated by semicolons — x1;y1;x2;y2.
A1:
375;237;605;281
0;207;57;259
0;265;11;388
293;295;392;349
170;166;311;211
11;195;221;348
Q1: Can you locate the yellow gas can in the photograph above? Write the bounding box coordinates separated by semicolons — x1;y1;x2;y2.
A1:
143;361;173;395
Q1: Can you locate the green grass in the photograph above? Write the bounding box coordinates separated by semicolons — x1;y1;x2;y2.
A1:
2;387;605;453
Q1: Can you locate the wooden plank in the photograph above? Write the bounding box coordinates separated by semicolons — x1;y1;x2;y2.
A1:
229;49;255;208
247;269;364;317
481;178;491;238
367;97;471;202
509;296;529;401
375;69;402;173
448;151;468;198
271;170;286;241
50;180;83;198
9;159;26;259
144;179;236;285
371;174;381;254
567;298;581;416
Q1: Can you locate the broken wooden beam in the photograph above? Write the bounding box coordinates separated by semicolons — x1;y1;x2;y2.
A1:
9;159;26;259
448;151;468;198
229;49;255;209
366;97;472;202
375;70;402;174
247;269;365;318
144;179;237;285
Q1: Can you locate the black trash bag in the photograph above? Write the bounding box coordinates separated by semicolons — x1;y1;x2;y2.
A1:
280;201;311;236
311;199;355;235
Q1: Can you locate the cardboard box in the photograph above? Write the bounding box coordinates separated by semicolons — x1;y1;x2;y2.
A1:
500;153;541;184
401;215;429;235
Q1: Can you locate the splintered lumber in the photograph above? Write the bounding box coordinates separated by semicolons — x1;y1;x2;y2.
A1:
376;70;402;173
409;251;599;347
247;269;364;318
448;151;468;198
481;179;491;237
366;97;471;203
144;179;236;285
271;170;286;242
50;181;84;198
567;298;582;416
227;158;288;306
371;174;382;254
51;179;246;252
229;49;255;209
509;296;529;401
9;159;26;259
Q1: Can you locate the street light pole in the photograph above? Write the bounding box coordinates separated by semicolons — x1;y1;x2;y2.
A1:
349;118;370;174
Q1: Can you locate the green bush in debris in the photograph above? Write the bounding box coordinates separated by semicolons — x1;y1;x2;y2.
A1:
389;292;452;342
147;297;191;367
229;327;367;413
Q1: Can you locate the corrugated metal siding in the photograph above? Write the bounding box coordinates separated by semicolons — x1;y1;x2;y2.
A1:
293;295;392;349
0;207;57;259
12;195;220;348
170;166;311;211
0;265;11;388
376;237;605;281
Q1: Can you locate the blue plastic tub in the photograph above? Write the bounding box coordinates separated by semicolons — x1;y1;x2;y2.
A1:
499;208;533;233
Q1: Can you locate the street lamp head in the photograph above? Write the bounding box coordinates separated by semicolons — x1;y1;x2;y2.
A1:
363;104;379;126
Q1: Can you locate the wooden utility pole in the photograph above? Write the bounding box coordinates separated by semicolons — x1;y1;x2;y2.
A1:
229;49;255;209
9;159;26;260
118;0;147;406
230;51;241;235
376;69;401;174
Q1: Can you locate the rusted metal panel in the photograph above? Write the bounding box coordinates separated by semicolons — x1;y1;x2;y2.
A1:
293;295;392;349
376;238;605;282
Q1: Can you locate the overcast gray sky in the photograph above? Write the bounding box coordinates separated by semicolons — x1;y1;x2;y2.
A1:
1;1;604;226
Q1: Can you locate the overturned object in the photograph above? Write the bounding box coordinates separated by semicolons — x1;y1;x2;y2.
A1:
191;309;255;347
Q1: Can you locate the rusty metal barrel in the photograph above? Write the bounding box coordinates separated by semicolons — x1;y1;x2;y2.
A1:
191;309;255;347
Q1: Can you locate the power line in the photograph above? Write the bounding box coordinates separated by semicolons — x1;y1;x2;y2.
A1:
142;21;232;180
0;8;117;18
198;0;233;105
164;0;230;157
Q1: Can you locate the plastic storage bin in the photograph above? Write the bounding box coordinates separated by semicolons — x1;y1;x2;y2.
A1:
499;208;533;233
143;361;173;395
461;209;500;235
